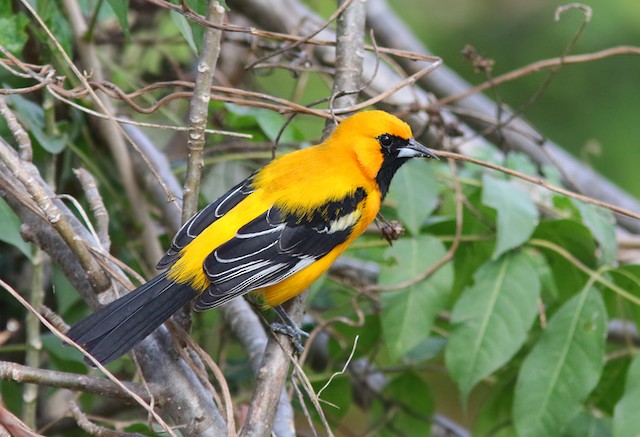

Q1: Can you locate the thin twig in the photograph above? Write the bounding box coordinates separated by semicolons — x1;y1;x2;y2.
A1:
74;168;111;250
437;48;640;106
316;335;359;399
528;239;640;306
0;96;32;161
245;0;354;69
0;361;151;402
435;150;640;221
69;401;146;437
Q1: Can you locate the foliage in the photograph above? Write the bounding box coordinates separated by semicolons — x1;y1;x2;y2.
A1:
0;0;639;436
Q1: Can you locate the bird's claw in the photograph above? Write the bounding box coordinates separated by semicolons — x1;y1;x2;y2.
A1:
270;322;307;355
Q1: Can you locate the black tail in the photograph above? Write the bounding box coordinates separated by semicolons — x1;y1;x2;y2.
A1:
67;272;197;365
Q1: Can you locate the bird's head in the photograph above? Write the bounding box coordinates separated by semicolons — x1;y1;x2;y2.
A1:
330;110;438;198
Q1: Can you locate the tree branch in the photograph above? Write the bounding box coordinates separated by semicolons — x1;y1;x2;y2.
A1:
182;1;226;223
0;361;152;402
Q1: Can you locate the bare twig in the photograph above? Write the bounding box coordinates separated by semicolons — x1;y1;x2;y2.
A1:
435;150;640;221
69;402;146;437
0;401;44;437
0;361;151;402
528;239;640;306
438;46;640;106
245;0;354;70
123;123;295;436
74;168;111;250
0;96;32;161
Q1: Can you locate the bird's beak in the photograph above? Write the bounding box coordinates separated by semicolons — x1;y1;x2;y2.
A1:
397;138;439;160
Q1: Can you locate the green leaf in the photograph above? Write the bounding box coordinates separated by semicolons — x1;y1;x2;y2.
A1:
446;251;541;401
608;265;640;331
613;352;640;437
482;174;538;259
378;371;434;436
0;8;29;55
380;235;452;361
106;0;130;40
505;152;538;177
313;375;352;420
52;267;81;316
389;160;438;235
41;333;87;373
532;220;596;300
563;411;612;437
473;379;516;437
224;104;303;143
170;10;198;53
513;284;607;436
572;199;617;266
6;95;66;154
0;197;32;260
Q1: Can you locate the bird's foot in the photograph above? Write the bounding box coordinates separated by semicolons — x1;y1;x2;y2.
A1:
270;305;308;354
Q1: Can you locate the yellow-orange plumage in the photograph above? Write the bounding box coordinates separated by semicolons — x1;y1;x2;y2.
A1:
67;110;437;364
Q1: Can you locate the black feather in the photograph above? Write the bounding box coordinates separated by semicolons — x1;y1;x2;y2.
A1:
156;176;255;269
66;273;197;365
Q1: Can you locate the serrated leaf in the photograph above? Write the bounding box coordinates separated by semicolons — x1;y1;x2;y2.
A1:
389;160;438;235
482;174;538;259
0;197;32;260
106;0;130;40
446;252;540;401
613;353;640;437
6;95;66;154
513;284;607;437
572;199;617;266
380;235;452;361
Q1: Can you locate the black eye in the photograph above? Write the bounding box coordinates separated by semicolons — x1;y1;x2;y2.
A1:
379;134;393;148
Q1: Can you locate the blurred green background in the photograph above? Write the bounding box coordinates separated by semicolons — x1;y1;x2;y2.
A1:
386;0;640;196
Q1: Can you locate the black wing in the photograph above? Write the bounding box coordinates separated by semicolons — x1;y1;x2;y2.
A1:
156;175;256;269
194;187;367;310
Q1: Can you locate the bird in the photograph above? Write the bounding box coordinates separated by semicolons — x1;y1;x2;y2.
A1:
67;110;438;365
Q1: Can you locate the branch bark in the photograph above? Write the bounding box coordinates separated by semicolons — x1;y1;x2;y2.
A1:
182;1;226;223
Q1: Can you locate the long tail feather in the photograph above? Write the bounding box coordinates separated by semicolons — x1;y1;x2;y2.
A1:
67;272;197;365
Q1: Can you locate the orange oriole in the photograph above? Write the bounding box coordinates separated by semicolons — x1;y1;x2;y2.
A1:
67;110;438;364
